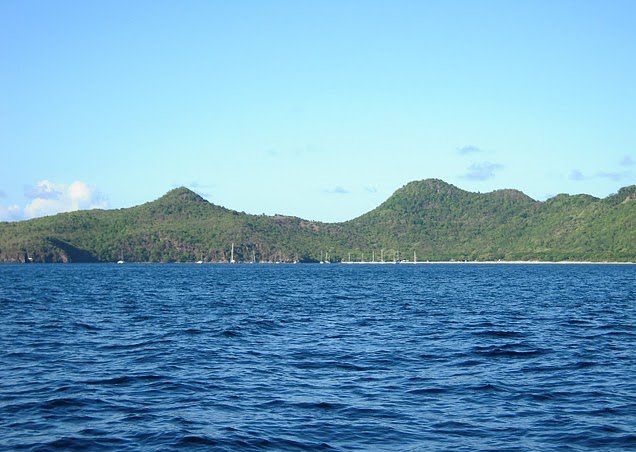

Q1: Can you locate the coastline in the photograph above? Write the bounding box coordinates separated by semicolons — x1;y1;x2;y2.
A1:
340;260;635;265
2;260;634;265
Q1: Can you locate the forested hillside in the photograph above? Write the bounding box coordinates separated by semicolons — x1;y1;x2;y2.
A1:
0;180;634;263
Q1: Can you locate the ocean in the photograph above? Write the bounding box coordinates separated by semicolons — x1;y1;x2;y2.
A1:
1;263;635;450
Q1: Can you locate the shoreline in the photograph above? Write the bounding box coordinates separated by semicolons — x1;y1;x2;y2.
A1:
3;260;634;265
340;260;635;265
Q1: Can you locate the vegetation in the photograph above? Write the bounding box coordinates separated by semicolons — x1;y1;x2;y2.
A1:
0;179;634;263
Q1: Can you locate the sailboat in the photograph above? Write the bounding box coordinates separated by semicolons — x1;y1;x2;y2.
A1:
230;243;235;264
117;249;125;264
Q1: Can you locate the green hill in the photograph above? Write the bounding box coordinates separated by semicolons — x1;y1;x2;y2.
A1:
0;180;634;263
342;179;635;261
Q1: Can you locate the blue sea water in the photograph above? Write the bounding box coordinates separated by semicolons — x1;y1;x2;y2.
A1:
0;263;635;451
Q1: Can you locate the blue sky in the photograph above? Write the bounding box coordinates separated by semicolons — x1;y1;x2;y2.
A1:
1;0;635;222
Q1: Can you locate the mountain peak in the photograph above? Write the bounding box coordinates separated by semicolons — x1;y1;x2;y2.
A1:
157;187;207;204
388;179;464;200
139;186;217;219
490;188;535;202
404;179;458;191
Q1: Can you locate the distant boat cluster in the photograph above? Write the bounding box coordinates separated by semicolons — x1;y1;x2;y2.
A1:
113;243;632;265
340;250;420;264
115;246;428;265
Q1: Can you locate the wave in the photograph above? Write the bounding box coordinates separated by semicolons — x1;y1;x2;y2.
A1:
84;374;165;386
2;264;634;451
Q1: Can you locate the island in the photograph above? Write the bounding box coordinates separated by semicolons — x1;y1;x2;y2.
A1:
0;179;634;263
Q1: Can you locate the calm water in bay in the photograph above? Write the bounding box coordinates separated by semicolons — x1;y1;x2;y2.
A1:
1;263;635;451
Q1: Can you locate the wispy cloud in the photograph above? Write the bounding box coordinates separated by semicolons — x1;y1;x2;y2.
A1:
24;180;63;200
596;171;632;181
364;186;378;193
189;181;212;198
457;145;484;155
460;162;504;181
569;169;633;182
171;181;213;198
0;190;6;199
620;155;634;167
324;186;350;194
569;169;586;181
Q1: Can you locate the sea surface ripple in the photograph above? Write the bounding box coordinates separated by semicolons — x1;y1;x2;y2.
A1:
1;263;635;450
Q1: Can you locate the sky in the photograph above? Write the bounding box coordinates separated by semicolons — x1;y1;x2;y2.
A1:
1;0;635;222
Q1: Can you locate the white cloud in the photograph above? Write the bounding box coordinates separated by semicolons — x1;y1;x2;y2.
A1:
0;204;22;221
620;155;634;167
22;180;107;219
24;180;64;200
